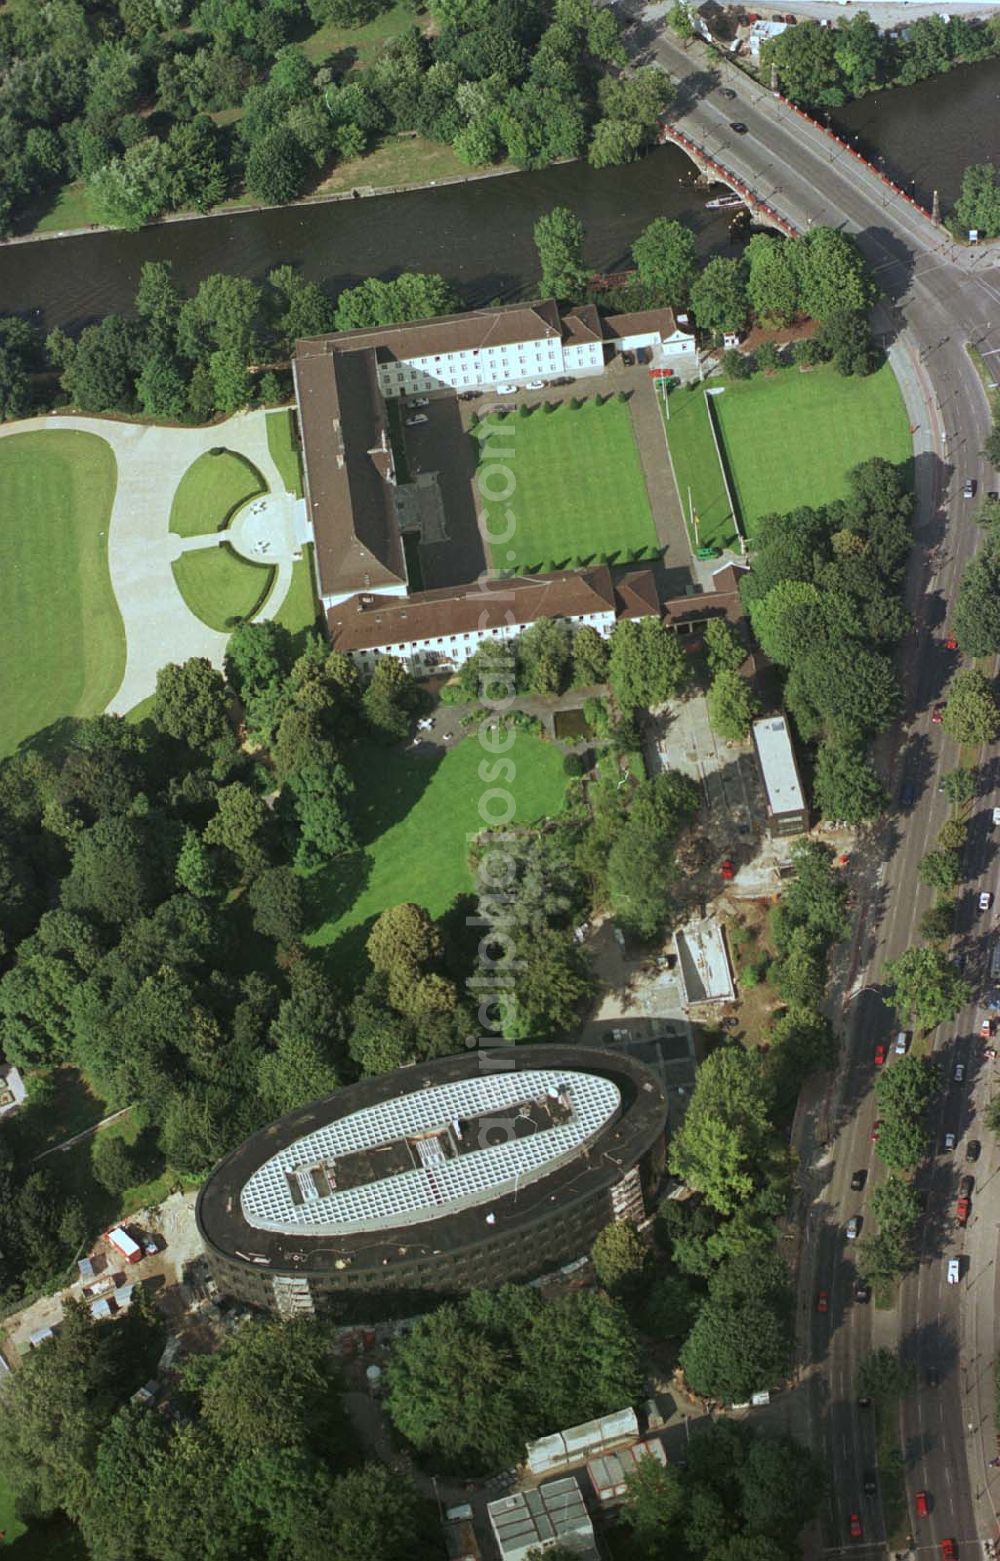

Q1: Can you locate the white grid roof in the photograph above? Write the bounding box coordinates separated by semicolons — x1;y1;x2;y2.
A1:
241;1069;621;1236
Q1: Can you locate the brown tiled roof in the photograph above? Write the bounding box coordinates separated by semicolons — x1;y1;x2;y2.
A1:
661;584;744;629
561;304;603;347
614;569;661;620
327;567;617;654
603;307;690;341
299;299;564;368
293;342;406;600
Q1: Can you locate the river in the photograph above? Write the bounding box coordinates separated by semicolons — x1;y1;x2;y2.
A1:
1;55;998;333
0;145;741;333
831;55;1000;212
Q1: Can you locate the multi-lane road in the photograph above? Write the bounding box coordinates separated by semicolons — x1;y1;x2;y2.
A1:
646;25;1000;1555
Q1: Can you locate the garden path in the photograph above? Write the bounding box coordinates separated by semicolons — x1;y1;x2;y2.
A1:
0;410;302;714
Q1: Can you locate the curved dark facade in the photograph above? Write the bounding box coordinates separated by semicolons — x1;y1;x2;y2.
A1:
196;1045;667;1317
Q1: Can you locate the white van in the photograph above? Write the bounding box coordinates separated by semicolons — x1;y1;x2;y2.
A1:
947;1257;960;1285
894;1031;909;1055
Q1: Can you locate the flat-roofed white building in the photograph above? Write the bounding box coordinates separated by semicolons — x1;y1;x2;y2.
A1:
752;713;809;836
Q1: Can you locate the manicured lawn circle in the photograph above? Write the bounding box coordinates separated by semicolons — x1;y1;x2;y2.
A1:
0;430;122;756
305;734;567;952
713;361;911;534
476;399;659;574
171;545;274;632
168;448;265;539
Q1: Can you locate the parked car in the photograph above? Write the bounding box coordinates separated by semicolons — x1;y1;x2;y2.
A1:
981;1017;995;1038
947;1257;960;1284
846;1215;861;1240
406;397;429;408
730;121;749;134
967;1139;981;1161
932;704;944;724
874;1042;887;1067
719;86;736;97
993;807;1000;826
494;383;517;394
850;1169;867;1191
863;1471;877;1496
943;1131;957;1151
816;1289;829;1313
857;1396;872;1409
621;351;635;367
524;380;545;390
940;1539;957;1561
849;1513;863;1541
854;1279;871;1303
721;858;735;880
915;1490;929;1519
404;414;428;427
871;1119;881;1141
926;1366;940;1387
963;479;976;500
895;1030;909;1055
980;891;993;912
954;1061;966;1082
956;1194;970;1227
899;781;916;807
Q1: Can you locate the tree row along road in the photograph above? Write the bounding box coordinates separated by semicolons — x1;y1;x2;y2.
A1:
650;27;1000;1555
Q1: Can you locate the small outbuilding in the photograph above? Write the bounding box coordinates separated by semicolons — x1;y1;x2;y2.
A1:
752;714;809;837
0;1064;27;1119
488;1479;598;1561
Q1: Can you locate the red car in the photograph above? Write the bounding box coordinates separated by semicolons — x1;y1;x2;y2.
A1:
874;1042;887;1067
816;1289;829;1313
915;1490;929;1519
721;859;735;880
982;1018;995;1039
941;1540;957;1561
932;704;944;724
946;635;958;650
849;1513;863;1540
871;1119;881;1141
957;1196;970;1226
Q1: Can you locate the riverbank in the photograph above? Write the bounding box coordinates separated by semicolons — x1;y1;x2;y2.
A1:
0;154;529;249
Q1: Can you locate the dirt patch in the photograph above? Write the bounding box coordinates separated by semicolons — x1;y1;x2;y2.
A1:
721;897;785;1050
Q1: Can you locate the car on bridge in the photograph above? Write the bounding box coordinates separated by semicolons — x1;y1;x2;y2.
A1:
849;1513;863;1540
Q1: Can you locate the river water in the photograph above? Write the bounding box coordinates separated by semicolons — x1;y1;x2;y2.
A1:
0;145;739;333
0;56;997;332
831;55;1000;212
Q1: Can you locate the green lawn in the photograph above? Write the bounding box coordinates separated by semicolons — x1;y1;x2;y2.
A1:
0;430;122;756
305;735;567;956
475;399;659;574
30;179;95;235
300;0;431;66
265;410;304;498
660;386;739;552
274;547;319;640
169;449;265;539
171;545;273;632
713;361;912;533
